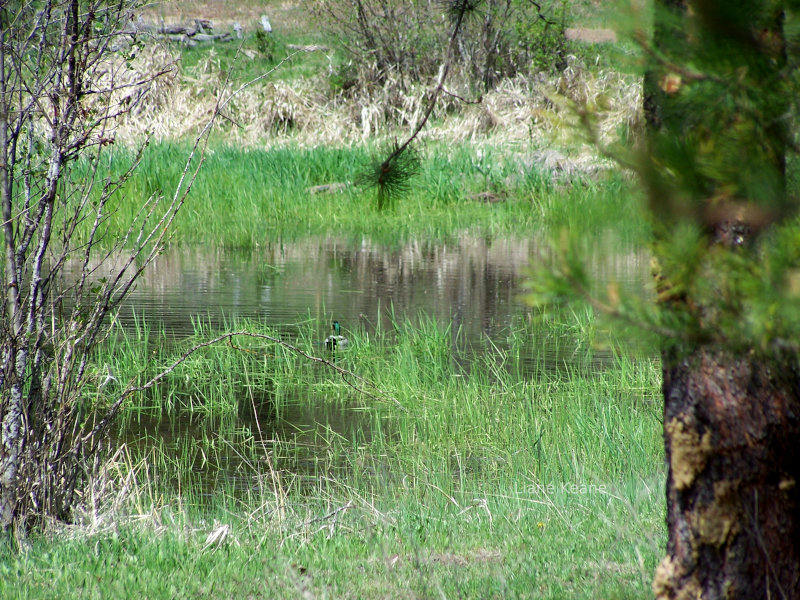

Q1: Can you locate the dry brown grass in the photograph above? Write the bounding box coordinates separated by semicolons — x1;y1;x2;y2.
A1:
110;43;641;156
107;2;643;154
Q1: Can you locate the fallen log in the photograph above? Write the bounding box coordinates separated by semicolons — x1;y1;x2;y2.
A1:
192;33;231;43
125;18;223;43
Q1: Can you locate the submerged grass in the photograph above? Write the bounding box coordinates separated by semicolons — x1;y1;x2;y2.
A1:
1;311;665;598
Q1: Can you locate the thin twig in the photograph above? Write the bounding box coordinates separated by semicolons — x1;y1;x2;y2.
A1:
379;2;470;167
441;86;482;104
526;0;563;28
305;500;354;525
226;332;405;410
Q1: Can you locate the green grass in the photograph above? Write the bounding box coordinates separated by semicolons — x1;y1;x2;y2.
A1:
0;483;663;599
178;29;330;85
1;310;665;599
86;141;647;249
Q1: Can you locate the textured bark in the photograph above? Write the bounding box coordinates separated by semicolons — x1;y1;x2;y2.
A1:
644;1;799;597
654;349;800;599
0;1;23;531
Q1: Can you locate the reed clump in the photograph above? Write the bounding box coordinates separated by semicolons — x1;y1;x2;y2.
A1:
82;141;640;248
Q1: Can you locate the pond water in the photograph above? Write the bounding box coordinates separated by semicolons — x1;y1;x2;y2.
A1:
104;233;650;497
119;235;533;339
112;234;646;348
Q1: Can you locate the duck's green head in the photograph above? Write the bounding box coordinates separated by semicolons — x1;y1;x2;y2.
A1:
333;320;341;335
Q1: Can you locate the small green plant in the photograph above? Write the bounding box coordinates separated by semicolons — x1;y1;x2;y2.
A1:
328;58;358;94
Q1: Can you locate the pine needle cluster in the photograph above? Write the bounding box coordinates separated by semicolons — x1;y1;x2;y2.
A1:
437;0;483;22
357;142;420;210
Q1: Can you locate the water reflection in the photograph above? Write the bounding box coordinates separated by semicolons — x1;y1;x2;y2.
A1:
118;391;378;498
107;234;648;349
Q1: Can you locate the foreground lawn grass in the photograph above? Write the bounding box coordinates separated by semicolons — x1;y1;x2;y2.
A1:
1;314;665;598
1;479;663;599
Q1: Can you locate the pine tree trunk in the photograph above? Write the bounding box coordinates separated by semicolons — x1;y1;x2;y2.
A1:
643;1;800;596
654;348;800;598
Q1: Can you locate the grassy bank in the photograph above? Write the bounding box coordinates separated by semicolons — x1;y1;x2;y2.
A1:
1;312;664;598
89;141;645;248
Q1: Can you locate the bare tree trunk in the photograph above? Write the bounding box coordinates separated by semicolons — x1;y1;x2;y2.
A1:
0;2;24;530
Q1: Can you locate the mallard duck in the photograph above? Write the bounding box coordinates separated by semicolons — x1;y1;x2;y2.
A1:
324;320;349;350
